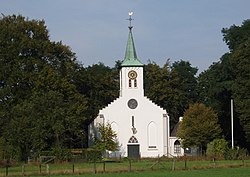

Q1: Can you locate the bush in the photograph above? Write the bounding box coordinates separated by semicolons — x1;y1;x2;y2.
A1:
0;159;17;167
82;148;102;162
206;139;228;159
225;147;248;160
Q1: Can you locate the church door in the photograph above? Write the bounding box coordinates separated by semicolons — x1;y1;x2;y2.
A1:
127;136;140;158
127;144;140;158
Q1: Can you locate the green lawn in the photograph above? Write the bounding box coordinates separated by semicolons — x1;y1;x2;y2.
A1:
28;168;250;177
0;159;249;176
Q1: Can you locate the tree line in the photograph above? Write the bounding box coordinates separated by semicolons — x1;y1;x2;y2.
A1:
0;15;249;161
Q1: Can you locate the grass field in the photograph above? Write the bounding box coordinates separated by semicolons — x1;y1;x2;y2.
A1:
28;167;250;177
1;159;249;176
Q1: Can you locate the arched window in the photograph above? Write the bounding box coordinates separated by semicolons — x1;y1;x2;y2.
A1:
174;140;181;154
147;122;157;148
128;136;138;143
111;122;118;135
134;79;137;87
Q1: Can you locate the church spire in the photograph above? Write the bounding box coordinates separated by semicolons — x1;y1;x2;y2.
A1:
121;12;143;67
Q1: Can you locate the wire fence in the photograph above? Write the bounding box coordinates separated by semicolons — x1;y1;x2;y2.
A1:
0;157;250;176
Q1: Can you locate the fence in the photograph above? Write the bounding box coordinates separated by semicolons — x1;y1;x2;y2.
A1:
0;157;250;176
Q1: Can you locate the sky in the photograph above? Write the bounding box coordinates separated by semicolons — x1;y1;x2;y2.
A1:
1;0;249;73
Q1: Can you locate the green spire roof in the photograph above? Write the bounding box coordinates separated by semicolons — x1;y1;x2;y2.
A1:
121;28;144;67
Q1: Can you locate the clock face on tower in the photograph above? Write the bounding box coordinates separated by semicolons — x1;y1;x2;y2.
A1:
127;99;138;109
128;70;137;80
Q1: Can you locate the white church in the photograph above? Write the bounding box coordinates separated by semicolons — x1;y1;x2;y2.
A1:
89;13;184;158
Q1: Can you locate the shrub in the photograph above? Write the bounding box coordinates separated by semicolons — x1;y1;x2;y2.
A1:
206;138;228;159
226;147;248;160
82;148;102;162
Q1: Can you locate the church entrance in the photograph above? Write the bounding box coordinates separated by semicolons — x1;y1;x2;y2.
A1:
127;136;140;158
127;144;140;158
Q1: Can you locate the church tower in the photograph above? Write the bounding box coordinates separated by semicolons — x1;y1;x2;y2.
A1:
120;13;144;98
89;12;175;158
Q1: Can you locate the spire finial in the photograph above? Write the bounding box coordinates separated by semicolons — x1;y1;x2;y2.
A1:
127;11;134;30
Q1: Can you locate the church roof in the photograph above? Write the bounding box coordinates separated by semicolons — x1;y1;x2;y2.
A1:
170;121;181;137
121;27;144;67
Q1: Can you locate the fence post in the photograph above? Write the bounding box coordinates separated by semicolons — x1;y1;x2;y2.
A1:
39;164;41;173
93;160;97;174
73;164;75;173
172;158;175;171
5;166;8;176
128;159;131;172
46;164;49;174
242;155;245;166
212;158;216;168
22;165;25;176
184;157;187;170
103;161;106;172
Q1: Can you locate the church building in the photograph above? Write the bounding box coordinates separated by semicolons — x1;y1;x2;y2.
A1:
89;13;183;158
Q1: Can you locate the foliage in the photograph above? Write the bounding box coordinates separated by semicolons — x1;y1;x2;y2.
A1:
0;14;88;161
82;148;102;161
144;60;198;129
226;148;248;160
75;63;119;122
230;38;250;143
177;103;222;151
206;138;228;159
2;13;250;161
222;19;250;52
197;54;239;145
93;122;119;153
198;19;250;150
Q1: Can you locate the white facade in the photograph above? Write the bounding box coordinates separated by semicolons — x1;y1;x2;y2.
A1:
90;66;169;157
88;24;184;158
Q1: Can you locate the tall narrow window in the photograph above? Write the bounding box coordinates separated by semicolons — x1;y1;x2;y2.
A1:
174;140;181;154
134;79;137;87
129;79;132;87
148;122;157;148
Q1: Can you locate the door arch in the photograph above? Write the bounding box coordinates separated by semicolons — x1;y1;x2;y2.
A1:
127;136;140;158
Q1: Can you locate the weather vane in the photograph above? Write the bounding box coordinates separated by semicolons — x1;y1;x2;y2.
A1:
127;11;134;30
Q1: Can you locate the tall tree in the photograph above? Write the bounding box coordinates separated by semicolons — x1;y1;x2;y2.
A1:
144;60;198;129
74;63;119;122
0;14;88;161
144;61;179;127
171;60;198;117
231;38;250;143
177;103;222;152
197;54;241;145
222;19;250;149
198;19;250;150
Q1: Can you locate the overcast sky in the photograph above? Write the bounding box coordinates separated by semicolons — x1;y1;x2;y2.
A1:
1;0;249;72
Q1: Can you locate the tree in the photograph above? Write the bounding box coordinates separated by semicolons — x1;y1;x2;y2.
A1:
144;60;180;127
171;60;198;102
0;14;88;161
93;122;119;154
222;20;250;149
231;38;250;143
197;54;242;146
222;20;250;52
73;63;119;146
177;103;222;152
171;60;198;120
144;60;198;129
198;19;250;150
